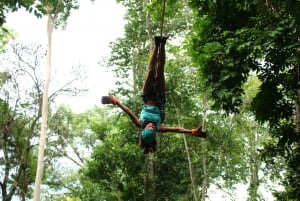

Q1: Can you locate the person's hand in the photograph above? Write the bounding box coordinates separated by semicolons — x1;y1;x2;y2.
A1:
192;126;207;138
101;96;118;105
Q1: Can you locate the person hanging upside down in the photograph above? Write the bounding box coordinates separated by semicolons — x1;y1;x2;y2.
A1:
101;36;207;154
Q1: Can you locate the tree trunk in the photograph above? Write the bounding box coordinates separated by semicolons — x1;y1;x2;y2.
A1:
200;139;208;201
201;93;208;201
296;86;300;148
144;153;155;201
248;126;259;201
33;13;54;201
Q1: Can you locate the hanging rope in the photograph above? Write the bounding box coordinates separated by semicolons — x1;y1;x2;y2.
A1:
160;0;167;38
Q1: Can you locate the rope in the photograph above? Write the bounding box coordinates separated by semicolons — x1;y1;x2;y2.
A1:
160;0;167;38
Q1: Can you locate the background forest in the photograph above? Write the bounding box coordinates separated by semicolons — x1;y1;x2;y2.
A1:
0;0;299;201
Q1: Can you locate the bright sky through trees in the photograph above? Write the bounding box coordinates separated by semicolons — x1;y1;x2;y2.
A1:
5;0;125;112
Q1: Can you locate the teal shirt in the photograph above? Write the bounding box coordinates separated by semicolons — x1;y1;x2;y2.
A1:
140;105;161;130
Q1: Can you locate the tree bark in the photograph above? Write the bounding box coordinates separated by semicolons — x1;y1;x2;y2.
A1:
248;125;259;201
200;139;208;201
144;153;155;201
33;12;54;201
296;85;300;148
201;93;208;201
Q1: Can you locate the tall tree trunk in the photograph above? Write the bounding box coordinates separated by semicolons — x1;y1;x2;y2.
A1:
33;12;55;201
294;80;300;196
296;84;300;148
144;153;155;201
248;126;259;201
201;140;208;201
201;93;208;201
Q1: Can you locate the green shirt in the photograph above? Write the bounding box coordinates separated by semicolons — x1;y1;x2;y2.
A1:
140;105;161;130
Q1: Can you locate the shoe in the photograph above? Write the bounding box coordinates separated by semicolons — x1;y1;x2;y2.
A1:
161;36;169;44
154;36;161;46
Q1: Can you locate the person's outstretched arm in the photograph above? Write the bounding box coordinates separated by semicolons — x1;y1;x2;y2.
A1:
159;125;207;138
101;96;141;128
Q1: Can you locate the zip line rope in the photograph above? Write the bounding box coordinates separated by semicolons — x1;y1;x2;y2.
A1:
160;0;167;38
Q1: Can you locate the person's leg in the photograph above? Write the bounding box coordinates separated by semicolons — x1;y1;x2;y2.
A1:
155;37;168;122
155;36;168;94
142;37;160;95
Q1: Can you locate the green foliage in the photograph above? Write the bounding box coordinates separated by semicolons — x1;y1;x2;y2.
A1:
80;113;145;200
74;179;104;201
0;27;15;53
80;107;253;200
0;0;35;26
188;0;300;199
188;0;298;114
0;0;79;31
0;71;12;87
0;99;37;200
0;41;88;199
155;137;194;199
